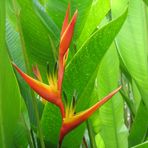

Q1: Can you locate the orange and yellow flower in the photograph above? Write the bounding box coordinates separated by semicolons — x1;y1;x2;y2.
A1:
12;5;77;118
12;4;121;146
59;86;121;145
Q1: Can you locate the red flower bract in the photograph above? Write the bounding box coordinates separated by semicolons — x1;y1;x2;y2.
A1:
59;86;122;145
12;4;122;147
58;5;78;93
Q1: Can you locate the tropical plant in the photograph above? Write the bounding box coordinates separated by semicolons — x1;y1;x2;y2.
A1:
0;0;148;148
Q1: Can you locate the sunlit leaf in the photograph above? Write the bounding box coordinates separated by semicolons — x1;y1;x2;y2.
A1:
62;8;128;148
77;0;110;48
91;45;128;148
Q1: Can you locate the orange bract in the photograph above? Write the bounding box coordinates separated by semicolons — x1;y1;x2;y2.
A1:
12;4;122;147
59;86;122;144
12;5;78;119
12;62;65;117
59;10;78;57
58;6;78;93
12;63;58;102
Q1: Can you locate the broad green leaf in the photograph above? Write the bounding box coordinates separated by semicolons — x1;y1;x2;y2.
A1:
46;0;93;40
13;97;34;148
111;0;128;16
6;19;37;124
92;45;128;148
64;8;128;107
6;2;45;146
111;0;148;146
61;8;128;148
39;7;127;148
13;117;29;148
40;103;62;147
128;101;148;147
17;0;56;72
77;0;110;48
0;0;21;147
32;0;60;45
112;0;148;109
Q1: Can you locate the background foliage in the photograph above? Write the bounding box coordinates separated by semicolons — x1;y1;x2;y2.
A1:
0;0;148;147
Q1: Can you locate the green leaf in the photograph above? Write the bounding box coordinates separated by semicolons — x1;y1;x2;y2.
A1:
46;0;93;40
40;103;62;147
64;8;128;107
7;1;45;146
61;8;128;148
32;0;60;45
13;118;29;148
128;101;148;147
6;18;37;125
112;0;148;109
13;97;35;148
77;0;110;48
0;0;21;147
92;45;128;148
17;0;56;72
111;0;148;146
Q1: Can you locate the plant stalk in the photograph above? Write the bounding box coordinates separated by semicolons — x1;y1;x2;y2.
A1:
86;120;97;148
21;113;34;148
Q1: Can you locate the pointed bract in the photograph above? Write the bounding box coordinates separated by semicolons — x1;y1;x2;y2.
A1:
60;9;78;57
58;58;64;92
11;5;121;147
12;63;59;105
59;86;122;144
58;9;78;92
32;65;47;104
61;4;70;37
32;65;42;81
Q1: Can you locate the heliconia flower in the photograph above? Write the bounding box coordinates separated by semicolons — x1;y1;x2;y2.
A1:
12;5;77;118
58;5;78;92
59;86;122;145
12;4;122;147
12;62;65;117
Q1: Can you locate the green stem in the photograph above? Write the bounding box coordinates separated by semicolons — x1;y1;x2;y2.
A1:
82;137;88;148
86;120;97;148
31;129;36;148
12;1;45;148
21;113;34;148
